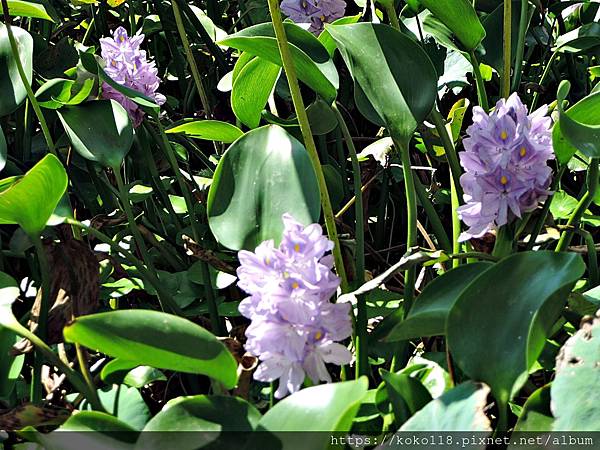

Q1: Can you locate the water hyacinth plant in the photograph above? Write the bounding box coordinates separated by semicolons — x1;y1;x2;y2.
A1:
2;0;600;445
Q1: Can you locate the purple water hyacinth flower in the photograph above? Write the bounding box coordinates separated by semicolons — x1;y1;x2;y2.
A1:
280;0;346;35
237;213;352;398
100;27;166;127
457;93;554;241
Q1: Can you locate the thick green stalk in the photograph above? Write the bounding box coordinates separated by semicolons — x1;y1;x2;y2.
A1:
393;136;417;309
384;2;400;30
469;51;489;111
1;0;56;155
30;235;51;403
526;165;565;250
556;161;599;252
155;121;224;334
172;0;212;117
511;0;531;92
265;0;349;292
575;229;599;288
450;176;461;268
502;0;512;98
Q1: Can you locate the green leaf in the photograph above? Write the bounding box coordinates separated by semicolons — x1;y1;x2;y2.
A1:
512;385;553;433
0;328;24;400
480;1;522;72
231;57;280;128
554;80;600;162
550;190;579;219
248;378;368;449
447;251;585;407
419;0;485;50
327;23;437;141
551;311;600;431
63;310;238;389
0;154;68;236
0;0;53;20
380;262;492;342
166;120;244;143
0;271;21;333
318;14;361;57
207;125;320;250
220;22;338;102
57;100;134;169
0;23;33;117
555;22;600;54
399;382;492;432
379;370;432;427
136;395;261;450
123;366;166;388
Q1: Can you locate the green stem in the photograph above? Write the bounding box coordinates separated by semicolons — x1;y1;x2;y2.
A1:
65;218;181;314
511;0;531;92
502;0;512;98
414;180;452;253
75;344;100;409
450;176;461;268
492;225;514;258
531;50;558;111
172;0;212;117
266;0;348;292
556;160;599;252
154;121;224;334
469;50;489;111
575;229;599;288
393;136;417;310
384;2;400;30
1;0;56;155
526;165;565;250
429;109;463;198
30;235;50;403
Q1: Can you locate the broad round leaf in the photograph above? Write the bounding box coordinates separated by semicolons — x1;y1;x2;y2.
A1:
63;310;238;389
381;262;492;342
0;154;68;236
398;382;491;432
512;385;553;433
551;312;600;431
419;0;485;51
554;80;600;162
328;23;437;140
57;100;134;169
166;120;244;143
0;23;33;117
220;22;338;102
136;395;261;450
207;125;321;251
447;251;585;406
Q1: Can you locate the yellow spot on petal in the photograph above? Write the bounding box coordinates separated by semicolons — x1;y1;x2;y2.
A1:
292;281;299;289
111;60;117;67
315;331;323;340
120;36;125;43
500;130;508;140
500;175;508;185
294;243;300;252
520;146;527;157
265;257;271;265
320;15;326;21
283;271;290;279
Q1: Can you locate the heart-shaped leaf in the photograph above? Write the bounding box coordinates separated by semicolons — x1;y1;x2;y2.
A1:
63;310;238;389
0;23;33;117
0;154;68;236
166;120;243;143
419;0;485;51
327;23;437;141
554;80;600;162
447;251;585;407
57;100;134;169
220;22;338;102
380;262;492;342
207;125;320;251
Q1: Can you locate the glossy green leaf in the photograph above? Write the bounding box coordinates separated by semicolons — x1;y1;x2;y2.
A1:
63;310;238;389
0;23;33;117
419;0;485;50
328;23;437;141
166;120;243;143
555;22;600;54
379;370;432;426
58;100;134;168
36;77;95;109
512;385;553;433
0;328;24;400
399;382;492;432
124;366;167;388
207;125;320;250
554;80;600;162
0;126;6;172
0;0;53;20
232;56;280;128
0;154;68;236
318;14;361;56
447;251;585;407
249;378;368;449
136;395;261;450
220;22;338;102
551;312;600;431
381;262;492;342
0;272;21;333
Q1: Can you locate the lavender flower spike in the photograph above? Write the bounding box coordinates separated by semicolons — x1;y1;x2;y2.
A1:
281;0;346;35
457;93;554;241
237;213;352;398
100;27;166;127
